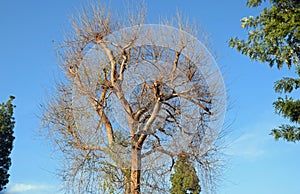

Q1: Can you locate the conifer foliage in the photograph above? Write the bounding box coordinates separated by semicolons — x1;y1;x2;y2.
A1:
0;96;15;191
170;156;201;194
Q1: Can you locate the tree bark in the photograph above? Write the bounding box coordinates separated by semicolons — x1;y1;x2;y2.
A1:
131;146;142;194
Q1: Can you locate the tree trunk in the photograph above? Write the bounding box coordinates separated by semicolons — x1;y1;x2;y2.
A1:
131;147;142;194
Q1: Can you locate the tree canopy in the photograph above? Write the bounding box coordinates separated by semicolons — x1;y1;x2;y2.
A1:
0;96;15;191
41;2;226;193
229;0;299;68
229;0;300;141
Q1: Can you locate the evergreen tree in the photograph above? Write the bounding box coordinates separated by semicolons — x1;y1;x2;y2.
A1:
170;156;201;194
229;0;300;141
0;96;15;191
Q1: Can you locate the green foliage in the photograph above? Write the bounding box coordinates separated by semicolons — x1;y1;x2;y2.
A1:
274;77;300;93
273;96;300;123
170;157;201;194
271;124;300;142
230;0;300;142
271;65;300;141
0;96;16;191
229;0;300;69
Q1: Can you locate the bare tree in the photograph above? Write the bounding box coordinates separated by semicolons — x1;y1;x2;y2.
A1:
41;2;226;194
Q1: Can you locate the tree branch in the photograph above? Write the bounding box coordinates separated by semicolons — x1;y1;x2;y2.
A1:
67;125;104;151
136;102;162;148
178;93;212;114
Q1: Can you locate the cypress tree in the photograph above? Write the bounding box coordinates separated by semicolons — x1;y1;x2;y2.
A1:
0;96;16;191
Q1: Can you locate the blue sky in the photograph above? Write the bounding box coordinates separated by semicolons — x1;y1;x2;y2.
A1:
0;0;299;194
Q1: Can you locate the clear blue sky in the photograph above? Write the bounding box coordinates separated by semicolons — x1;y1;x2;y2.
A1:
0;0;299;194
